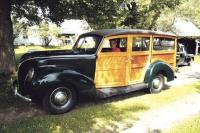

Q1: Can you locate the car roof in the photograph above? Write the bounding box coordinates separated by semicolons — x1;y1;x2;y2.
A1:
80;29;176;38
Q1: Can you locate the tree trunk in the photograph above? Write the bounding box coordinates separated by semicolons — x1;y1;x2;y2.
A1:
44;37;52;47
0;0;16;74
148;11;161;30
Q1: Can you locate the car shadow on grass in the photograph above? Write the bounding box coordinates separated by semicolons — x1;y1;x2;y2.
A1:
0;98;149;133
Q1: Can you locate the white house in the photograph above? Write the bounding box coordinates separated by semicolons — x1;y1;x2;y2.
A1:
14;19;91;46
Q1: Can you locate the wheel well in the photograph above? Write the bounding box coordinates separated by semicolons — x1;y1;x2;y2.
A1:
62;82;79;97
157;70;167;78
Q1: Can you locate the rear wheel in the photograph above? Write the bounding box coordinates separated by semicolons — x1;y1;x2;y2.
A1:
43;85;77;114
149;74;165;93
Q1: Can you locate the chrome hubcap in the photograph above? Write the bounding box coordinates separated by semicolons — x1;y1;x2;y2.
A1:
152;78;161;89
54;91;68;106
50;87;72;107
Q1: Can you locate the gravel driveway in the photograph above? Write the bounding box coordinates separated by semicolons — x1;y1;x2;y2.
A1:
122;64;200;133
168;64;200;86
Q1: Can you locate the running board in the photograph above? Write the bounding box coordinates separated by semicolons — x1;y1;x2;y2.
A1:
96;83;148;99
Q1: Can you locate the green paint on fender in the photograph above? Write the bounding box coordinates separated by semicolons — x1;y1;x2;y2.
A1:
144;61;174;86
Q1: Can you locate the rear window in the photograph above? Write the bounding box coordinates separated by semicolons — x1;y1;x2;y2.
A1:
153;38;175;50
132;37;150;51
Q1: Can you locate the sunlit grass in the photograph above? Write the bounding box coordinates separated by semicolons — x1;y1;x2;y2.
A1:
194;55;200;64
14;45;72;64
166;114;200;133
0;82;199;132
15;45;72;54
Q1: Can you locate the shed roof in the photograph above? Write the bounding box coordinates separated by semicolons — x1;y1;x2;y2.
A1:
174;20;200;38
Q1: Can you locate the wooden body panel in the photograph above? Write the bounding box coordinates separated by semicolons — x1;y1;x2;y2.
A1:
129;52;151;84
128;34;152;84
95;52;127;88
152;51;176;70
94;34;176;88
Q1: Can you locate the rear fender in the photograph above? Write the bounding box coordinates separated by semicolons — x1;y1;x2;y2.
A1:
144;61;174;86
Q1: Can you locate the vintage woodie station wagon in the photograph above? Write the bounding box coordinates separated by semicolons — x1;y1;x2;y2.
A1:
13;29;177;114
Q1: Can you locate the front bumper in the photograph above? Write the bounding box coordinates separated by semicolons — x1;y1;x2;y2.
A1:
12;79;32;102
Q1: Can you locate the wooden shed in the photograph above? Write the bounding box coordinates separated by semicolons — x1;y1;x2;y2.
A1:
174;20;200;55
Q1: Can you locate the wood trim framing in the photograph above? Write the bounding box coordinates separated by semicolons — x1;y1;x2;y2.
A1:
95;33;177;88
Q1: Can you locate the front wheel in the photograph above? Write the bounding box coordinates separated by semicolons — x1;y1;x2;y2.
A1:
43;85;77;114
149;74;165;93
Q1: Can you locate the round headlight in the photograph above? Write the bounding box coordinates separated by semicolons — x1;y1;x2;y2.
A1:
27;68;35;80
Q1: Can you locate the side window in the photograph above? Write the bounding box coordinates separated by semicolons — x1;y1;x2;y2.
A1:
153;38;175;50
101;38;127;52
132;37;150;51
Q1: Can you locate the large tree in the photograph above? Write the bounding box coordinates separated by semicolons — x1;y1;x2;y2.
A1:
0;0;123;73
0;0;15;74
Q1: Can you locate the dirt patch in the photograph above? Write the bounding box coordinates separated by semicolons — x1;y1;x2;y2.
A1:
0;103;45;123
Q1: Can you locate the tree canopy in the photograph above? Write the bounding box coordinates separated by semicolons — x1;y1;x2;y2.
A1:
11;0;124;29
10;0;200;31
120;0;182;29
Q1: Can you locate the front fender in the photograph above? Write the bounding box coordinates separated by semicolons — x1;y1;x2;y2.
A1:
144;61;174;85
29;67;96;98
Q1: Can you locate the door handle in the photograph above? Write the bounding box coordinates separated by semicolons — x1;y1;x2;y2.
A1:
125;58;134;63
125;58;129;63
130;58;134;61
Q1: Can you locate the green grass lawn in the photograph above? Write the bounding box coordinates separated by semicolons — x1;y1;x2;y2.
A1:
15;45;72;64
0;82;199;133
166;114;200;133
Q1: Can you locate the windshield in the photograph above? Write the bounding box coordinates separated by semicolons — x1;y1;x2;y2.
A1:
73;35;102;54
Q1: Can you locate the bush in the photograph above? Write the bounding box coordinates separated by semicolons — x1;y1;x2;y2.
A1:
30;43;35;46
